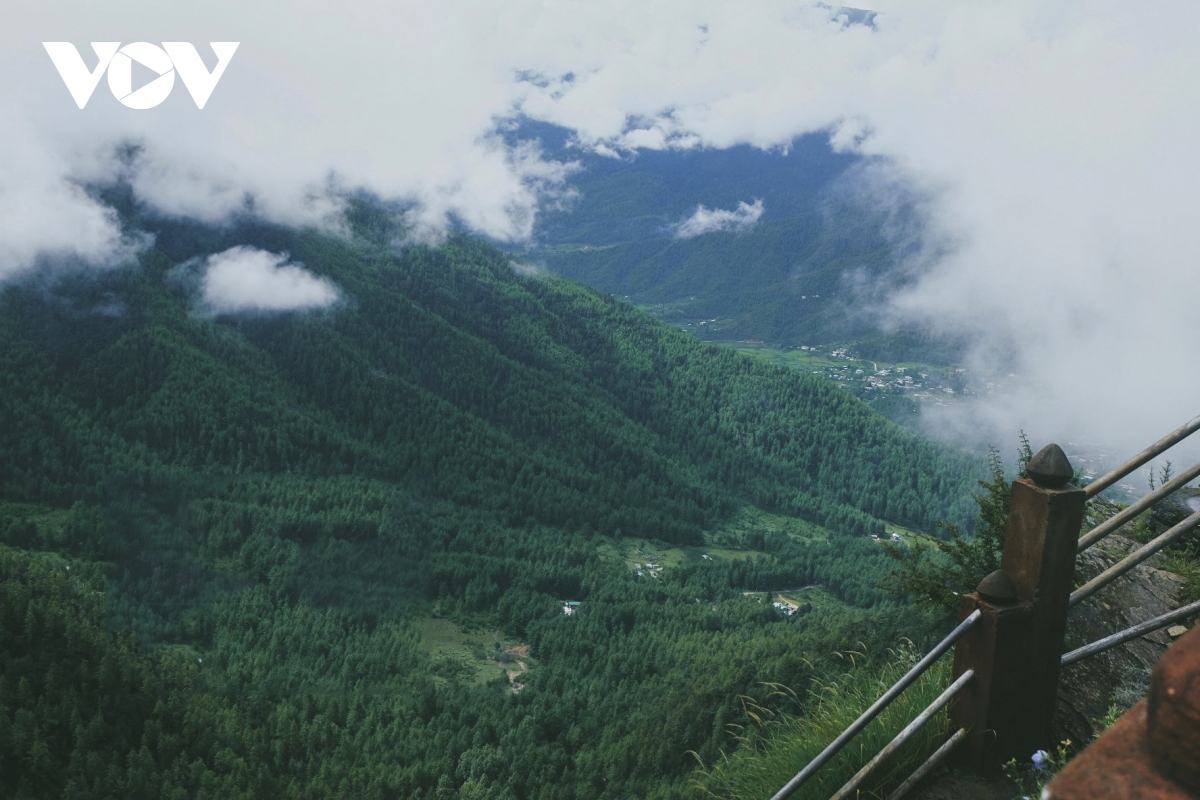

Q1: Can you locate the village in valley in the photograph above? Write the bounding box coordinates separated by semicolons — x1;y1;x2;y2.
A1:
571;520;918;625
644;304;998;406
725;341;985;406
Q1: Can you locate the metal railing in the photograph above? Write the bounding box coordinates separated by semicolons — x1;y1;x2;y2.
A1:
1071;509;1200;606
1061;597;1200;666
829;670;974;800
769;415;1200;800
1081;414;1200;499
769;609;980;800
1068;415;1200;608
884;727;967;800
1076;458;1200;553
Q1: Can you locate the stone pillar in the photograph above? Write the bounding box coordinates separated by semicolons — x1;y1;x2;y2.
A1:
950;444;1087;770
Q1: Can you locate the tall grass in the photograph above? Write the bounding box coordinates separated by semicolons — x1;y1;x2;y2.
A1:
1162;543;1200;603
696;644;953;800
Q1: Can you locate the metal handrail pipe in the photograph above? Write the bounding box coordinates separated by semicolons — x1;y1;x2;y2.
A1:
1076;457;1200;553
885;727;968;800
1083;415;1200;498
830;670;975;800
1070;509;1200;607
1061;597;1200;666
768;609;981;800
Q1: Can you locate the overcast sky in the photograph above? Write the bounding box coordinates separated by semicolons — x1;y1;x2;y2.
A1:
3;1;1199;463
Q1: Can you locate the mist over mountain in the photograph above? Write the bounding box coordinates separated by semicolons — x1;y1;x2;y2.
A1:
501;121;960;364
5;3;1199;453
510;121;855;243
3;3;1200;796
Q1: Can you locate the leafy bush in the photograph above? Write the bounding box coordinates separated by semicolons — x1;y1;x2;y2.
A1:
882;438;1030;610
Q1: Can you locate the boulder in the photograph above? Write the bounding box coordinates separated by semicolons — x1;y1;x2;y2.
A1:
1150;487;1200;535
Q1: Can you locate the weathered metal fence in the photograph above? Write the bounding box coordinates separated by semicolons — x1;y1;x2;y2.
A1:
772;415;1200;800
768;611;980;800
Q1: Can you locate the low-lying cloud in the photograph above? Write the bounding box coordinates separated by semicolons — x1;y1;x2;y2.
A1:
3;1;1200;459
200;247;340;314
674;199;763;238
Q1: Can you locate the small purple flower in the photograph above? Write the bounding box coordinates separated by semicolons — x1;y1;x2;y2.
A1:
1031;749;1050;769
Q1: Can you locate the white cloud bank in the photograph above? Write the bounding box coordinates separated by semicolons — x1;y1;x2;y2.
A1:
675;199;763;238
3;1;1200;455
200;247;340;314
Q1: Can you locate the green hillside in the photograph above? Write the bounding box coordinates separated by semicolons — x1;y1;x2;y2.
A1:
530;206;896;348
505;123;962;363
0;202;980;798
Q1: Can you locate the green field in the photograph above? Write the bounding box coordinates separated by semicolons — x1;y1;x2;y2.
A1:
883;522;926;544
712;506;832;546
413;617;532;689
596;506;834;577
742;585;851;616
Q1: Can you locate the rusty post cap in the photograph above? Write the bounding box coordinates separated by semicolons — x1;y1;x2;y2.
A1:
1027;444;1074;488
975;569;1018;603
1148;625;1200;791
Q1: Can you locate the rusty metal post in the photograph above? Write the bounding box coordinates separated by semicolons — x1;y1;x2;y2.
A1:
950;444;1087;770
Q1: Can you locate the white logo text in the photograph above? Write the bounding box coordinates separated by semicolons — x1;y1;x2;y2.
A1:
43;42;239;109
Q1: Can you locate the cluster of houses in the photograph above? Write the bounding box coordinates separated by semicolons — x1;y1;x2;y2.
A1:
772;598;799;616
863;368;917;391
870;533;904;543
634;561;663;578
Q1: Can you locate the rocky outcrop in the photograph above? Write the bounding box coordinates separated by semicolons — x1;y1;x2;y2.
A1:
1150;487;1200;533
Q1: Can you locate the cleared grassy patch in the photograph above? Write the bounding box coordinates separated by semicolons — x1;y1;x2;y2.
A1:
774;587;848;616
596;538;686;572
704;547;761;562
597;536;774;576
875;523;927;550
413;617;532;688
599;507;833;579
741;587;849;617
723;342;935;377
726;343;843;371
711;506;832;547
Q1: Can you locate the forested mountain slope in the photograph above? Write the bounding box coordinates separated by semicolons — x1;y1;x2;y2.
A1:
533;209;896;347
0;199;980;798
509;122;951;359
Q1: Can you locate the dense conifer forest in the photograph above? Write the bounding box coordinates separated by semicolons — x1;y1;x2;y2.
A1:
0;198;982;798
